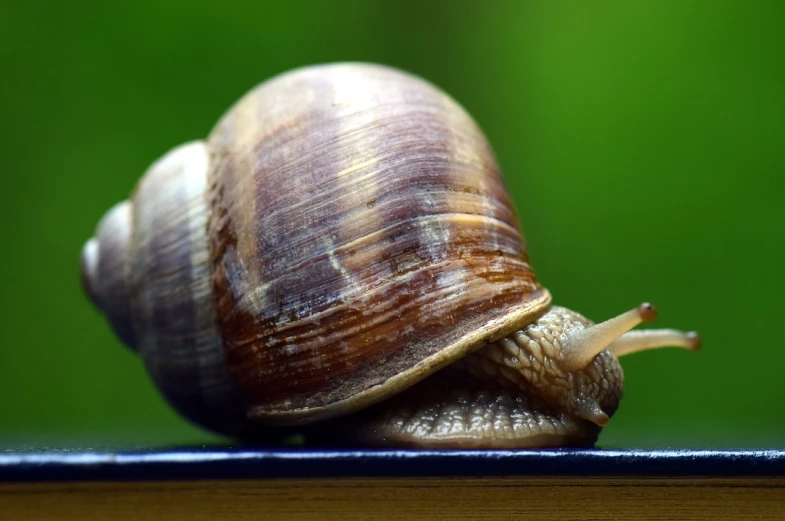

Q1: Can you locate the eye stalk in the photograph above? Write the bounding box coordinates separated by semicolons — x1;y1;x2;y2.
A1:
560;302;700;372
609;328;701;357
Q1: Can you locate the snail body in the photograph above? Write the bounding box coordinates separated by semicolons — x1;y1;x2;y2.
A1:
81;63;699;448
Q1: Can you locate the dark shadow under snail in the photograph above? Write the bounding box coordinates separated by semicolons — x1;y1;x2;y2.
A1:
80;62;700;448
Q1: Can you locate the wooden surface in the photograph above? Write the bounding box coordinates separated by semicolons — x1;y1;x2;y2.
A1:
3;448;784;519
2;477;785;520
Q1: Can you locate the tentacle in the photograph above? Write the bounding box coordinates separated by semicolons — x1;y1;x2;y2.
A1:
610;329;701;357
560;303;658;371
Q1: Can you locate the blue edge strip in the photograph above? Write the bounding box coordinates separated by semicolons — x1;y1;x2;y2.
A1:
1;448;784;482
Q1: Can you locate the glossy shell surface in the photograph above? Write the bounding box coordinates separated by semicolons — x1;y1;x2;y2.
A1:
127;142;252;435
205;63;550;423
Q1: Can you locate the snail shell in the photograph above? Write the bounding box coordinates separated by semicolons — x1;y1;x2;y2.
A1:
81;63;698;447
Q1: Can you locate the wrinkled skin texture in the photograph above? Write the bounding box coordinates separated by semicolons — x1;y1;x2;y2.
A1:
311;306;624;448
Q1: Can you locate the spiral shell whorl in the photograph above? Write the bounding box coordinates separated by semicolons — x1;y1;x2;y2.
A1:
81;201;136;348
205;63;550;424
122;141;256;437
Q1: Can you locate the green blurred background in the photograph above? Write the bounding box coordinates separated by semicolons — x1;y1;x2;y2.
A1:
1;0;783;449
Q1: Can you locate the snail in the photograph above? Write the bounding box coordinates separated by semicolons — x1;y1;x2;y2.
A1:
80;62;700;448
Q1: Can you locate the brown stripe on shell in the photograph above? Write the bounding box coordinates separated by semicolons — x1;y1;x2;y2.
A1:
206;63;549;423
128;142;253;437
